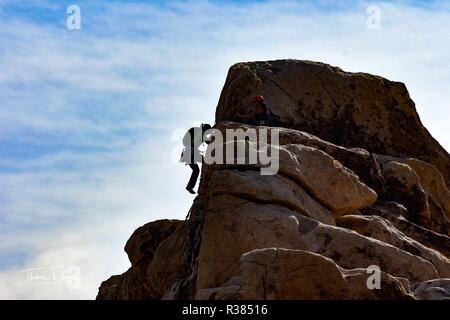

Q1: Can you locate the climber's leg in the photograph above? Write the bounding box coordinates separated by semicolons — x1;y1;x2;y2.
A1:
186;163;200;194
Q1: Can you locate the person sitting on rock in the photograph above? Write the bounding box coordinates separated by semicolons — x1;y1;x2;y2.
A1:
238;95;270;126
180;123;212;194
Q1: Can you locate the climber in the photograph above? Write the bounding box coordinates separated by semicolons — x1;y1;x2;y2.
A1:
238;95;281;126
180;123;212;194
237;95;269;126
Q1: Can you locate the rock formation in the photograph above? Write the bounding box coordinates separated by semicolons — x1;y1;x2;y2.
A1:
97;60;450;300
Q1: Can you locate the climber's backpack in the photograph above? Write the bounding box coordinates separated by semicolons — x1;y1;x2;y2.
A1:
180;127;205;164
182;127;195;147
183;127;205;147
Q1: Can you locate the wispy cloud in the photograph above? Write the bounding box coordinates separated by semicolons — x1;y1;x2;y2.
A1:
0;0;449;299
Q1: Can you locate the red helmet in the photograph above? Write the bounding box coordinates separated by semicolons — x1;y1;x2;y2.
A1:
253;95;265;103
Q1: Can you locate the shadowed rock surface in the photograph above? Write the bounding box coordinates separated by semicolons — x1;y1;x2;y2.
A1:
97;60;450;300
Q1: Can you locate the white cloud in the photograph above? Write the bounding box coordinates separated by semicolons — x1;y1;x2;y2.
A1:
1;0;450;299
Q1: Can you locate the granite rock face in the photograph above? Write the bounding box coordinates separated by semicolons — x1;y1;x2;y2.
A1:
97;60;450;300
97;220;182;300
215;60;450;187
240;248;414;300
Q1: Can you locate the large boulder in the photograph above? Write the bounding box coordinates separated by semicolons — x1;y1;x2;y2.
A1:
216;122;384;194
380;161;430;223
374;156;450;235
209;169;335;225
337;215;450;278
405;158;450;219
215;60;450;187
196;195;438;291
240;248;414;300
125;220;182;266
97;219;182;300
277;144;377;215
292;214;439;283
209;123;378;215
403;159;450;235
361;201;450;258
412;279;450;300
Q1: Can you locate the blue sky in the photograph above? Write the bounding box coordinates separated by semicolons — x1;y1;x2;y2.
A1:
1;0;450;299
